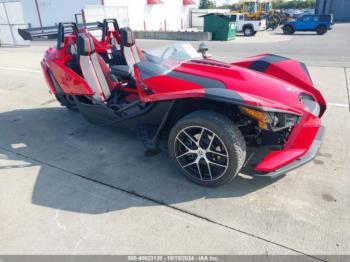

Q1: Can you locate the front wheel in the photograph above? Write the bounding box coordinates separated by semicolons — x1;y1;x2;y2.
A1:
168;110;246;187
283;25;294;34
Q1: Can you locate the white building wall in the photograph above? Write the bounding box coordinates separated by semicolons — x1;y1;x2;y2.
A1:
20;0;100;27
0;0;29;46
19;0;198;30
103;0;198;31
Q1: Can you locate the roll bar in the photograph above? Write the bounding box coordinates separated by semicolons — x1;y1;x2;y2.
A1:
57;22;79;49
101;19;120;42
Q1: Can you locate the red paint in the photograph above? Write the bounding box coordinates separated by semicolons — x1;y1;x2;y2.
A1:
255;114;321;172
34;0;43;29
183;0;196;5
232;54;327;116
48;59;94;96
147;0;163;4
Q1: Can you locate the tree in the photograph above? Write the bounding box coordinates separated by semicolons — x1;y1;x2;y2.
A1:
218;3;241;10
271;0;316;9
199;0;217;9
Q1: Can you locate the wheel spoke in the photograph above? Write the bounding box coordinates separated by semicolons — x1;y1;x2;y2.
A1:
181;160;197;169
198;128;205;145
205;160;213;180
176;137;191;151
182;130;198;146
207;134;216;150
207;150;227;158
176;151;194;159
208;160;227;168
197;161;203;180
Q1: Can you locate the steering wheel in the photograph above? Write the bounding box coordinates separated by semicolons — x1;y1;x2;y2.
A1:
160;46;178;61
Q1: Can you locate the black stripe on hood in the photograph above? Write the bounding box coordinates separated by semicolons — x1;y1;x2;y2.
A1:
167;71;242;103
249;54;289;72
168;71;226;89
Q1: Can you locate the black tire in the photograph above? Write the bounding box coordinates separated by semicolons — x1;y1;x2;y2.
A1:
57;94;78;112
283;25;294;35
316;25;327;35
168;110;246;187
243;26;254;37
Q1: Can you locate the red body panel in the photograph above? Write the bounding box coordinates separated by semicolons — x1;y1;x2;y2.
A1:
232;54;327;115
255;112;321;172
43;35;95;96
48;59;94;95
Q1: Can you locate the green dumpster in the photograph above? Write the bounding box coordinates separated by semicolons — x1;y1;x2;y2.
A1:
201;13;237;41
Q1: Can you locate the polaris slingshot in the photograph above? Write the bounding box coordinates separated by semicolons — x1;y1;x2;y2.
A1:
39;20;326;186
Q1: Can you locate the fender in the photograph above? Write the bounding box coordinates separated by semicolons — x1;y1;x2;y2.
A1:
232;54;327;115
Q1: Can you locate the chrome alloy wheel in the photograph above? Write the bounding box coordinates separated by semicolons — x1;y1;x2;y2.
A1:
174;126;229;182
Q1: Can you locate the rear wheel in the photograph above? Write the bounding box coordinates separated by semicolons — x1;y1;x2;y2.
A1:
243;26;254;37
57;94;78;112
316;25;327;35
168;110;246;187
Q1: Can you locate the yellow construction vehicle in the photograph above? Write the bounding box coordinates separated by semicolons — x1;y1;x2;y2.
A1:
237;0;285;30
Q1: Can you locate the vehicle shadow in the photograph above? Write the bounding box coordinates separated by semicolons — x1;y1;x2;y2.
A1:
0;107;282;214
273;32;320;36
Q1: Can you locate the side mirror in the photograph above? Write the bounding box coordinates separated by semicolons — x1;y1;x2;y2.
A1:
198;42;209;58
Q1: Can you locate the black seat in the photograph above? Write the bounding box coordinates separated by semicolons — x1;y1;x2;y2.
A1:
108;27;141;84
109;65;132;81
110;38;126;66
66;43;82;76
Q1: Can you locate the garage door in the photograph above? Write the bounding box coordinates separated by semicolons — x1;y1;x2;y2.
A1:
0;0;28;46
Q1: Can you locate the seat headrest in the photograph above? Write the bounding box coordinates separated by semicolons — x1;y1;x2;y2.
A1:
120;27;135;47
77;33;95;56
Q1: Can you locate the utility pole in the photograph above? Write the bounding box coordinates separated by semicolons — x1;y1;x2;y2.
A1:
34;0;43;31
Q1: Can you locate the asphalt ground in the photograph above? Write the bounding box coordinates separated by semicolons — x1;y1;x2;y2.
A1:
0;24;349;257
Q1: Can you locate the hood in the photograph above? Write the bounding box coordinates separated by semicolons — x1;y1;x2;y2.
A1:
173;59;309;113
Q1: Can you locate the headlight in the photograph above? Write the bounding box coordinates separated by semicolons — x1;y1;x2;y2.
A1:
239;106;299;131
299;93;320;116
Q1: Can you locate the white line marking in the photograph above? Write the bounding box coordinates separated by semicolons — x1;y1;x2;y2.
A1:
327;102;349;108
0;66;41;74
